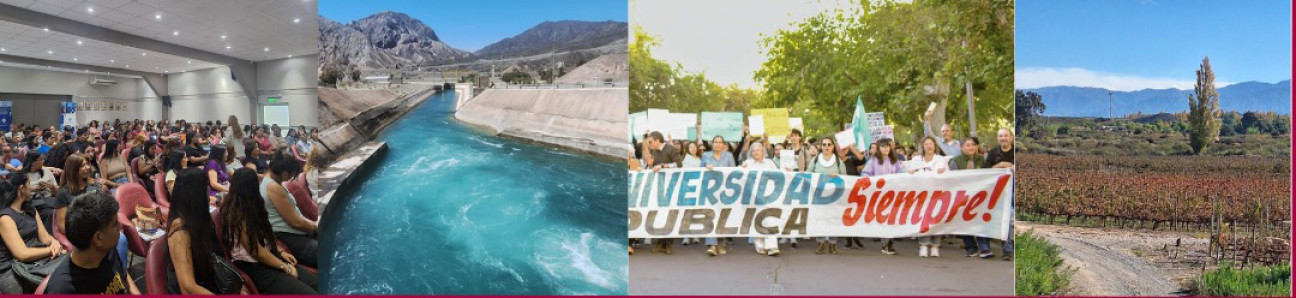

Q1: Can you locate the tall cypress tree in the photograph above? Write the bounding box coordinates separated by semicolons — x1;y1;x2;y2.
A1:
1187;57;1221;155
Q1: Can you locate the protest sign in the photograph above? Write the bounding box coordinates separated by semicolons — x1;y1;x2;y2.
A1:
748;115;765;136
834;130;856;147
646;108;670;134
630;111;648;138
627;168;1014;240
701;112;745;141
778;149;797;171
751;108;790;143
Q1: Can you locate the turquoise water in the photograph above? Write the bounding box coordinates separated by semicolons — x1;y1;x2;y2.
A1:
318;90;628;295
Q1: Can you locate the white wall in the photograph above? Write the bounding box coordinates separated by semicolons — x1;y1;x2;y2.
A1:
256;55;319;127
167;66;253;124
0;66;162;126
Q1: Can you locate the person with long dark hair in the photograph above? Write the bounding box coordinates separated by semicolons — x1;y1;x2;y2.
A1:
261;152;317;267
166;168;239;294
0;174;66;293
205;147;231;202
54;154;105;237
861;138;905;254
133;139;162;198
221;168;317;293
163;151;187;197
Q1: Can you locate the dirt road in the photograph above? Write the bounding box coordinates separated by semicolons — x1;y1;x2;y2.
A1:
1019;222;1209;296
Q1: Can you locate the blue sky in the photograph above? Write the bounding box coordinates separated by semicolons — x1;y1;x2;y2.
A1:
1016;0;1291;91
319;0;627;52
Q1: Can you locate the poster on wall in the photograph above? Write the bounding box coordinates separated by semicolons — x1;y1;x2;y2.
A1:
60;102;76;131
0;101;11;132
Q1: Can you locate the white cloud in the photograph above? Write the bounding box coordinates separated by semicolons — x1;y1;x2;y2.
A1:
1015;67;1231;91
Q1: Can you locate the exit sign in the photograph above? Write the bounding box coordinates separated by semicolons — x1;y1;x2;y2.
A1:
267;97;280;103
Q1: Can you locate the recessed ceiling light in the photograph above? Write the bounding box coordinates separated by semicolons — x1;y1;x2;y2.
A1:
125;65;129;68
72;57;77;61
110;59;114;63
86;7;94;13
225;45;231;50
47;50;53;54
154;14;162;21
293;18;300;24
76;40;82;45
141;52;146;56
187;60;191;64
220;34;227;40
288;55;293;58
172;31;179;36
43;27;49;32
263;47;269;52
1;48;6;52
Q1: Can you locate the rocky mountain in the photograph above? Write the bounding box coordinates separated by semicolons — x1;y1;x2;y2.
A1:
474;20;628;59
1022;80;1291;117
318;12;471;70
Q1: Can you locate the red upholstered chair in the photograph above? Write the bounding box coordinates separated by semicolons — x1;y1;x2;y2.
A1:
152;173;170;209
145;238;169;294
284;179;318;221
52;224;73;252
117;183;165;258
33;274;50;294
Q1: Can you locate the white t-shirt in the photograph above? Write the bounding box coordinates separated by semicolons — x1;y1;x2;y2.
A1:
742;158;780;171
906;154;950;173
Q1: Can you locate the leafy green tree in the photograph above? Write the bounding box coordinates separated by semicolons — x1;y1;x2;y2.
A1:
1016;91;1046;137
754;0;1014;138
1187;57;1221;154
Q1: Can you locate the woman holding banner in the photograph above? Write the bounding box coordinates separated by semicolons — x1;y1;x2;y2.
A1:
908;137;949;257
740;144;781;257
701;136;736;257
860;138;904;254
807;137;845;255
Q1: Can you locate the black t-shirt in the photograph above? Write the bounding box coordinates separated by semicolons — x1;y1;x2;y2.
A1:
843;153;864;176
43;251;130;294
244;156;267;174
982;145;1015;168
185;146;207;167
71;141;90;153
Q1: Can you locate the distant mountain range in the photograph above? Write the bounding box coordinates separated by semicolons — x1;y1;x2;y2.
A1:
1022;80;1291;117
318;12;627;71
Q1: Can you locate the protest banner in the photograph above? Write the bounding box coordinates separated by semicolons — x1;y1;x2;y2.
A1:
750;108;790;143
627;168;1013;240
700;112;745;141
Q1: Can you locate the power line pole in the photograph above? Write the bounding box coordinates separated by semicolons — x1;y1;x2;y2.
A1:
1108;91;1113;120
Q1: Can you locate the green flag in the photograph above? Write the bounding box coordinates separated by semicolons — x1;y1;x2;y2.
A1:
853;96;873;149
